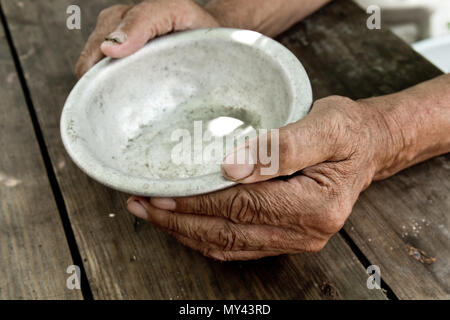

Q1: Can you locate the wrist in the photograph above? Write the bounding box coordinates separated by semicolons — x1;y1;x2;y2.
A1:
204;0;266;32
363;96;417;180
204;0;333;37
359;76;450;181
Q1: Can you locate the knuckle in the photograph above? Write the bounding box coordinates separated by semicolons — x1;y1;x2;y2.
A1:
313;97;362;153
110;4;130;12
308;239;328;253
226;189;259;223
170;0;209;27
98;4;128;20
166;213;179;232
330;95;355;105
322;215;345;234
134;2;152;14
215;224;238;251
174;0;196;10
316;95;354;109
197;194;218;215
321;200;349;234
97;7;112;20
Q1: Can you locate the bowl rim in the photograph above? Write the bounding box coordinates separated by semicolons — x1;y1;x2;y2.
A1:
60;28;313;197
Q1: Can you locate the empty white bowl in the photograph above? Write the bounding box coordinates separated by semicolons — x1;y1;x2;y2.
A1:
61;28;312;197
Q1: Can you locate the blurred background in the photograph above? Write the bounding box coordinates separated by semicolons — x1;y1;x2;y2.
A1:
355;0;450;72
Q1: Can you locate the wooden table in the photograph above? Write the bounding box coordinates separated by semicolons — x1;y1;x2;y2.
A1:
0;0;448;300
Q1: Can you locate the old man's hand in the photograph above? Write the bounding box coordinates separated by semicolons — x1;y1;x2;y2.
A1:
75;0;220;78
127;95;399;260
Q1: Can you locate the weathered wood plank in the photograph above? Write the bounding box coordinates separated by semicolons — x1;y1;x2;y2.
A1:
278;0;449;299
0;17;82;299
1;0;385;299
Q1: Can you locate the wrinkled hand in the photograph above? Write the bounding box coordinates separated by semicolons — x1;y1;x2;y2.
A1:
75;0;220;78
127;96;395;261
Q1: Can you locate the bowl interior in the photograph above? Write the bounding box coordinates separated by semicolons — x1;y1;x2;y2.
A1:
62;28;312;196
79;31;294;179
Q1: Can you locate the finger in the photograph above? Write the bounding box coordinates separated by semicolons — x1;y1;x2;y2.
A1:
101;0;219;58
149;174;338;241
150;179;290;224
127;195;148;220
221;100;346;184
75;4;131;78
128;197;303;251
163;228;282;261
150;177;319;227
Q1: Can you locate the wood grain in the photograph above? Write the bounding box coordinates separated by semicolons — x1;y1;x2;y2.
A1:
0;0;386;299
277;0;449;299
0;18;81;299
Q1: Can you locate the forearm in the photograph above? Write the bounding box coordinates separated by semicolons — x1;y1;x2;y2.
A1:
204;0;331;37
362;74;450;180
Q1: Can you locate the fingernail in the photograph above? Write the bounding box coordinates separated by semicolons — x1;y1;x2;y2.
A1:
150;198;176;211
221;149;255;181
104;31;127;44
127;200;148;220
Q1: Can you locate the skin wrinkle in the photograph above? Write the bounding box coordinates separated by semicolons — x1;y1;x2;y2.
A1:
227;224;240;251
238;192;255;224
246;191;262;224
197;194;215;217
162;228;210;250
151;198;317;253
166;210;180;232
226;190;247;223
255;190;281;225
237;183;300;230
270;179;336;239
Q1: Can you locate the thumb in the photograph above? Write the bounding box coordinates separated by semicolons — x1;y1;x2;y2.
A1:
100;0;219;58
221;117;338;184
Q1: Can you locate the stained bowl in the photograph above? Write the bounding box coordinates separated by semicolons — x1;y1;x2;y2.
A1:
61;28;312;197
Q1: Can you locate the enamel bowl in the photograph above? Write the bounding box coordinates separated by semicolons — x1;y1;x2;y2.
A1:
61;28;312;197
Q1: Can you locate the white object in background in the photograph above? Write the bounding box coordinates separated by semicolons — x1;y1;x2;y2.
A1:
354;0;450;40
413;35;450;73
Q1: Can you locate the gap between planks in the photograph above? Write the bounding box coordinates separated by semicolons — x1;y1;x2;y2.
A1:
0;3;93;300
